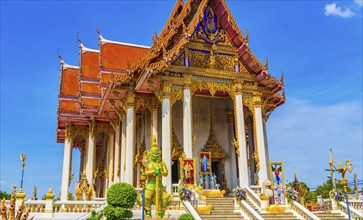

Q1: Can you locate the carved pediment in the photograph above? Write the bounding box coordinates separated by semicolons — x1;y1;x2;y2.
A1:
202;128;228;159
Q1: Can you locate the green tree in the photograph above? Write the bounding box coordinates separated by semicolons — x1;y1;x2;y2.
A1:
314;178;351;199
0;191;11;200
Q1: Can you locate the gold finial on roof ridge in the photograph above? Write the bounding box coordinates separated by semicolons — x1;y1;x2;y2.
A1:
96;27;103;41
76;32;83;48
244;29;249;45
264;57;269;70
57;48;64;65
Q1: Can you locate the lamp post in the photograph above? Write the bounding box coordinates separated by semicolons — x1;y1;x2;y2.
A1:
20;153;26;189
336;159;353;220
328;149;337;191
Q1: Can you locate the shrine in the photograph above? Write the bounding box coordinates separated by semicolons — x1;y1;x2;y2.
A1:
56;0;285;202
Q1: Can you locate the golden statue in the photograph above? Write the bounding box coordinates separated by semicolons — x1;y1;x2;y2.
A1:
142;138;172;218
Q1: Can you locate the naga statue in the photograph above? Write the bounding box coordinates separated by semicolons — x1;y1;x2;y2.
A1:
142;138;172;218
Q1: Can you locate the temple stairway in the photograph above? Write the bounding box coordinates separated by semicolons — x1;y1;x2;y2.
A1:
199;197;242;219
314;212;347;220
245;197;298;220
259;212;297;220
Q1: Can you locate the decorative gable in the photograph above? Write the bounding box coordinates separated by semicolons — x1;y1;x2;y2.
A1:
169;3;250;74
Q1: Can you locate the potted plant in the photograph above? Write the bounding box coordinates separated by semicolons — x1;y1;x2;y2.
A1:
285;187;298;207
232;186;247;208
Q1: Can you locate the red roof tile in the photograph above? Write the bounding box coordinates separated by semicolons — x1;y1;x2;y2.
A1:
60;68;80;96
100;42;150;70
81;51;99;79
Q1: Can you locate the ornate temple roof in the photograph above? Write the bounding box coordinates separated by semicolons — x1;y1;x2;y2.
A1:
57;36;150;142
56;0;286;143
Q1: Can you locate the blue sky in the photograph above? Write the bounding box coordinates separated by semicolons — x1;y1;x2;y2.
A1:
1;0;362;197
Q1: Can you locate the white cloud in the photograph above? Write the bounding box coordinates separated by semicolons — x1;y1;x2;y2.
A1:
267;98;362;188
354;0;363;7
0;180;6;185
324;3;354;18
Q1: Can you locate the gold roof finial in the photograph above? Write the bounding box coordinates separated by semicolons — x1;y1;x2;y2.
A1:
96;27;103;41
264;57;269;70
280;72;285;99
57;48;64;65
76;32;83;48
244;29;249;45
280;72;285;85
152;30;159;44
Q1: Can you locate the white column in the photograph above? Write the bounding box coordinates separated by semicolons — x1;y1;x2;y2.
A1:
113;125;121;182
254;102;269;186
183;87;193;157
120;117;127;182
227;110;237;189
235;92;249;187
162;96;172;193
152;101;158;140
247;118;256;185
108;132;115;187
125;93;135;185
60;137;72;201
86;132;95;184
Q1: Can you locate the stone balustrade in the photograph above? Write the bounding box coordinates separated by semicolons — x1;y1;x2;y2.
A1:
238;199;263;219
339;201;363;220
250;185;261;195
291;200;320;220
349;200;363;210
244;186;261;209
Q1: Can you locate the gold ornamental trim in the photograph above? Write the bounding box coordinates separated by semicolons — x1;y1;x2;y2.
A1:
171;129;184;160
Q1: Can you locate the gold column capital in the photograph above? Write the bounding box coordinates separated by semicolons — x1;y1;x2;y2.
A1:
253;94;262;108
65;122;73;140
234;82;243;95
89;117;95;136
126;92;136;109
183;74;192;89
162;81;172;99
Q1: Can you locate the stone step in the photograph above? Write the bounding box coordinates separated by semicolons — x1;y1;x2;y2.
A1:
200;214;242;219
210;209;236;214
207;202;235;205
212;207;235;211
260;213;297;220
200;217;242;220
207;199;235;203
314;213;347;220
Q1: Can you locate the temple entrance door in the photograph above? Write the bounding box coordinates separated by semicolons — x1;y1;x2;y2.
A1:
212;161;220;186
172;160;179;184
212;159;225;187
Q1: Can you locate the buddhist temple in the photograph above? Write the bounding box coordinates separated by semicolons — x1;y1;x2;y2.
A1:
56;0;285;201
